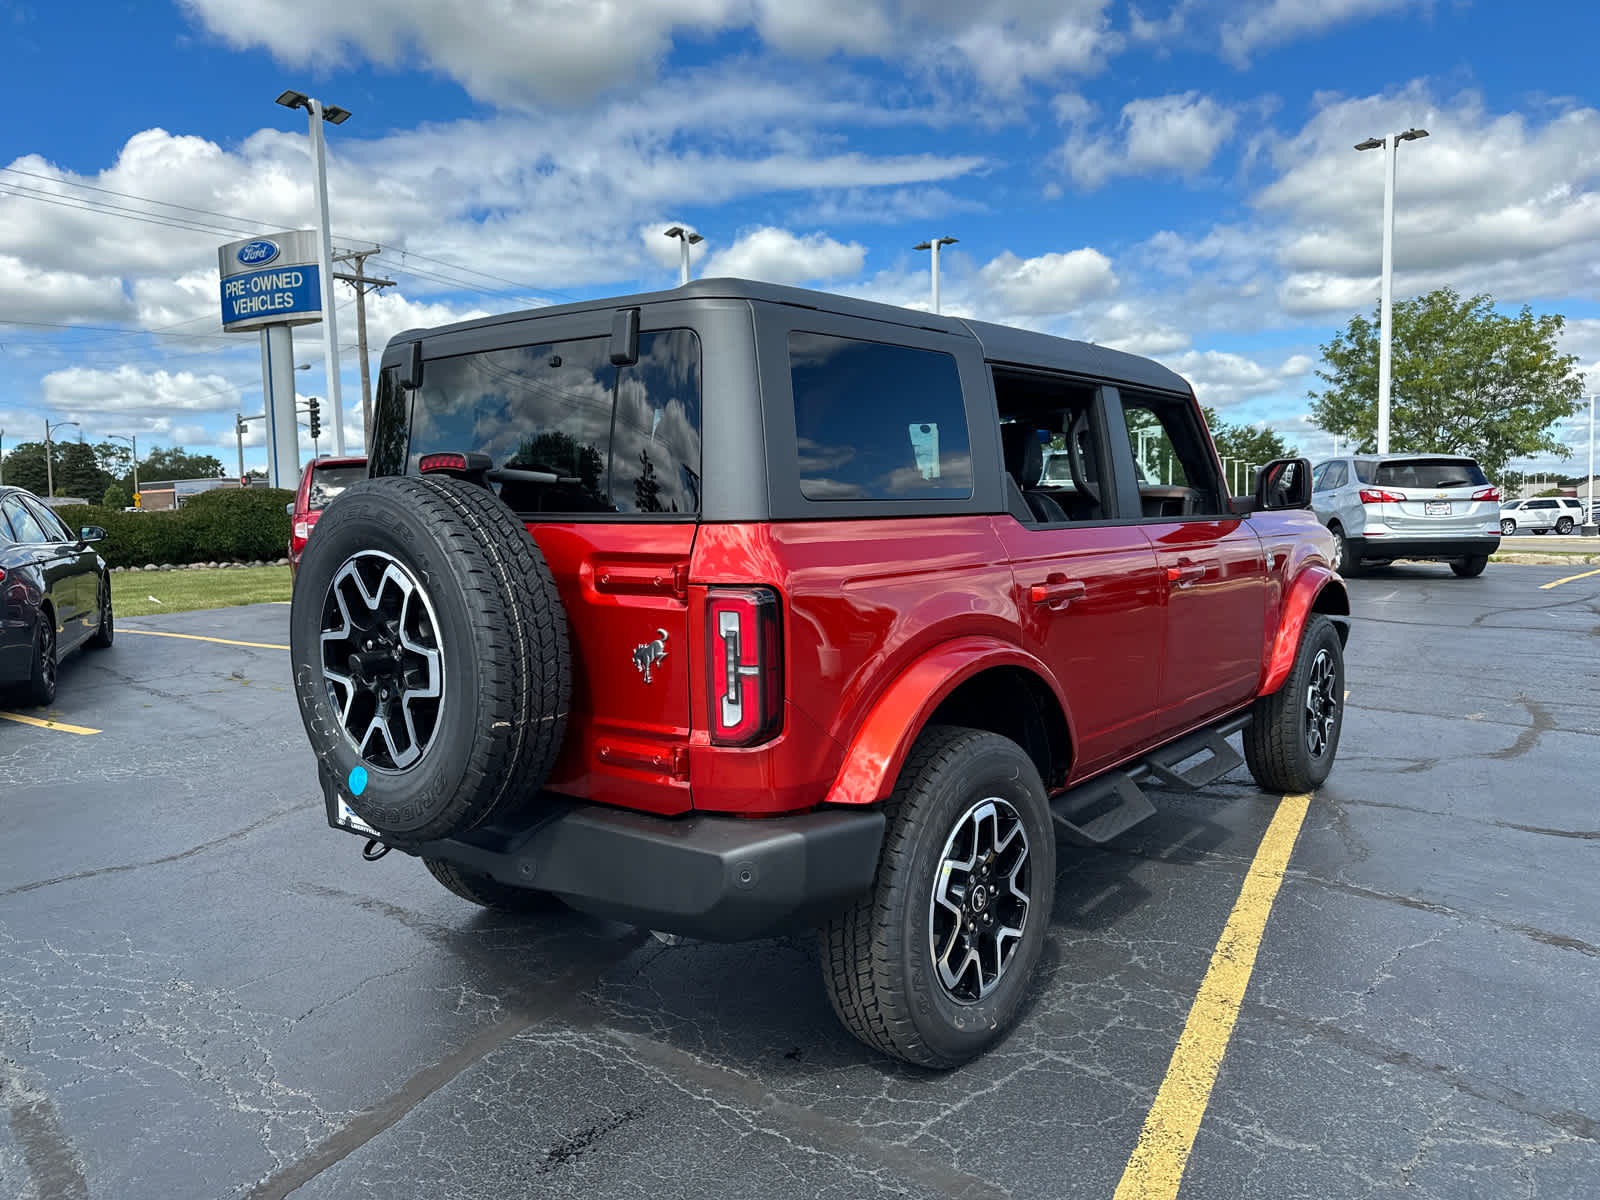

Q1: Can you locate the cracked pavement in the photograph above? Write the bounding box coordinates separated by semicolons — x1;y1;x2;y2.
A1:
1;566;1597;1199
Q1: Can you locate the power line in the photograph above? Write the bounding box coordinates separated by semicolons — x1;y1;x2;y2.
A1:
0;165;291;233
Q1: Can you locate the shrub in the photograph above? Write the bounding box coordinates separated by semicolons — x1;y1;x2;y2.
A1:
54;487;293;568
102;484;129;509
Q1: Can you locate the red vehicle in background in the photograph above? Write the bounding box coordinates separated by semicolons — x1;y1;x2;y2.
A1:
287;456;367;574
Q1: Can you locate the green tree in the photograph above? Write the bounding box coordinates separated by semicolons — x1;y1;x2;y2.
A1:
1202;406;1297;465
103;484;130;509
53;440;113;499
1309;288;1582;480
0;441;49;495
139;445;225;482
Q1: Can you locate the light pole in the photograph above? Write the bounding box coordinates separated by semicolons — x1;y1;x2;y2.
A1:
108;433;139;501
1355;128;1428;455
43;419;78;499
663;226;703;286
0;428;5;487
276;88;351;456
913;236;958;314
1584;393;1597;535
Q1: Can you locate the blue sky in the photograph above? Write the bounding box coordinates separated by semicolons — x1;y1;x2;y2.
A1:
3;0;1598;478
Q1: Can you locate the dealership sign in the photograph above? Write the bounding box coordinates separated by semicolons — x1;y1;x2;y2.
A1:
217;230;322;331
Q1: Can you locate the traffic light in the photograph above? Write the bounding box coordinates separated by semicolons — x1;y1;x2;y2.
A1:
308;397;321;441
236;414;246;437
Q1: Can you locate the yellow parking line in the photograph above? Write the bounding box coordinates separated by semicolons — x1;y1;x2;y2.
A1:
1539;566;1600;590
119;629;289;651
1113;793;1311;1200
0;710;101;735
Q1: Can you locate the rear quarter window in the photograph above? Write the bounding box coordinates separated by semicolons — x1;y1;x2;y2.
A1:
788;332;972;501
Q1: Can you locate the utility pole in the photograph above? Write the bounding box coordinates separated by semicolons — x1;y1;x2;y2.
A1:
236;412;247;481
333;247;395;450
1585;393;1597;535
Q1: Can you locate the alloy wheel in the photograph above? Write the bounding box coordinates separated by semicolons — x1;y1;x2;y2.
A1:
1501;519;1515;535
1329;532;1343;570
928;798;1032;1004
1304;648;1338;759
319;551;445;770
40;620;56;691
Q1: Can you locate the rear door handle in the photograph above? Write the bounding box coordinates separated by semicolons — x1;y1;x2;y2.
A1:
1029;576;1086;609
1167;560;1206;584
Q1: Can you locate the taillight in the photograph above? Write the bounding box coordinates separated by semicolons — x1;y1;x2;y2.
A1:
1359;488;1406;503
294;521;311;540
706;587;782;746
419;452;468;473
1471;487;1500;502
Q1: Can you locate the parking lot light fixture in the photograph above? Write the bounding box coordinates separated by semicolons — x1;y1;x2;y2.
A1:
1584;392;1597;535
275;88;350;456
1355;128;1428;454
913;236;958;314
44;418;78;499
108;433;139;498
663;226;703;286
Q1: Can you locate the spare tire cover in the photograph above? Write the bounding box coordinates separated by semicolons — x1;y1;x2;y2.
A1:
290;475;571;844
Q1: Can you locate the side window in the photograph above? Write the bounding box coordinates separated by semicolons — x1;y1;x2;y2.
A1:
1311;462;1330;492
1324;462;1349;490
990;368;1106;523
789;332;971;501
370;364;409;476
23;497;72;541
1;496;50;544
1121;394;1226;516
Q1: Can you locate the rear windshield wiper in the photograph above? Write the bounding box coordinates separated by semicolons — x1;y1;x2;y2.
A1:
488;466;580;485
1429;479;1472;488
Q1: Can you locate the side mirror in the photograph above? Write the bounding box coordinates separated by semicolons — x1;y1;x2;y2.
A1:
1254;458;1313;511
399;340;424;390
79;525;107;544
285;502;296;517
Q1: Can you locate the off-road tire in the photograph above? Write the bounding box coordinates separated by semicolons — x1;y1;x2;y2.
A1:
87;575;114;649
290;475;571;845
423;858;564;913
24;613;57;706
819;725;1056;1069
1450;555;1488;578
1243;614;1344;794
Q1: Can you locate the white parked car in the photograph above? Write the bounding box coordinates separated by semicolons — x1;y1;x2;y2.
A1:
1500;497;1584;536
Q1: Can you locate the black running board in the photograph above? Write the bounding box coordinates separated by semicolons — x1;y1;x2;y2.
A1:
1050;713;1252;845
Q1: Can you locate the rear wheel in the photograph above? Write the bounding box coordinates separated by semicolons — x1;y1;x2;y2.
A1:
423;859;564;913
819;725;1056;1068
1556;517;1574;535
1500;518;1516;535
1450;555;1488;578
88;575;114;649
25;615;57;706
1243;615;1344;794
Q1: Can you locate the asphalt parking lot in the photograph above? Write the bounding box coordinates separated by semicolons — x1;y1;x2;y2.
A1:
3;562;1598;1200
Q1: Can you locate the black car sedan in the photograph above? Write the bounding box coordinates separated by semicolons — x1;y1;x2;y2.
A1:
0;486;112;704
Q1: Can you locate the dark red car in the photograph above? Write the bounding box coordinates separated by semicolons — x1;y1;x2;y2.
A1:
290;280;1349;1067
287;456;367;574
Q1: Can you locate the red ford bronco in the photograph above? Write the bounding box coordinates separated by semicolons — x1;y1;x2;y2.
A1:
291;279;1348;1067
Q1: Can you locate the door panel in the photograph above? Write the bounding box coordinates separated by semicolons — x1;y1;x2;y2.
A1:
1142;519;1267;731
992;519;1164;780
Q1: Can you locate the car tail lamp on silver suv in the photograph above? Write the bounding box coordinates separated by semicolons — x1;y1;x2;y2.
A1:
1470;487;1500;502
707;587;782;746
1359;488;1406;504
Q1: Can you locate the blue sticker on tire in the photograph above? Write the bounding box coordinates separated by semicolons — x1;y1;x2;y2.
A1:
348;766;369;796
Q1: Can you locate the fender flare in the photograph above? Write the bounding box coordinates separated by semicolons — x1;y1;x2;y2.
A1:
823;637;1070;806
1260;565;1349;696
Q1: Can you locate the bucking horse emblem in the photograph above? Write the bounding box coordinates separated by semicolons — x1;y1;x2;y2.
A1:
632;628;669;684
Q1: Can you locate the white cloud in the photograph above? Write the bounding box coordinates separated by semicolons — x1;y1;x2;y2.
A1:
1221;0;1419;65
641;224;711;273
976;247;1117;314
1161;349;1315;411
701;228;866;284
40;364;242;418
0;255;131;325
1060;92;1236;188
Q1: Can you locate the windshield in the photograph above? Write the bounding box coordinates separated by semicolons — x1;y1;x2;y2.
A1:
1372;458;1488;489
308;463;367;510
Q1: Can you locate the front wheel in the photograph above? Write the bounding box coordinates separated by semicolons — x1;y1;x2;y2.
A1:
1556;517;1574;535
1243;615;1344;794
1500;519;1516;535
1450;556;1488;578
819;725;1056;1068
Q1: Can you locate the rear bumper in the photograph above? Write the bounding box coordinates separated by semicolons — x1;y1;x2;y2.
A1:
1356;535;1499;562
324;780;885;941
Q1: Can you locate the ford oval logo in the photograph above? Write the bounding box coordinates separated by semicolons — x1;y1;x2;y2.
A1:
236;239;280;267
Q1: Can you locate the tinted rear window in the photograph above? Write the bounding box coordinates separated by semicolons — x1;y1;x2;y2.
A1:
789;332;972;501
375;329;701;517
308;464;367;510
1372;458;1487;488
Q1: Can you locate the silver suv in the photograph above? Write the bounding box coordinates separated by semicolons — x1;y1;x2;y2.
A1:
1310;454;1501;577
1499;497;1584;536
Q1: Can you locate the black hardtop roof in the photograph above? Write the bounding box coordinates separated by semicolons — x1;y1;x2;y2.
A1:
392;277;1191;395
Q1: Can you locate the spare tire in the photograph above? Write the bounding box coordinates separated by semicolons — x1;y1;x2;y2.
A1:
290;475;571;844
